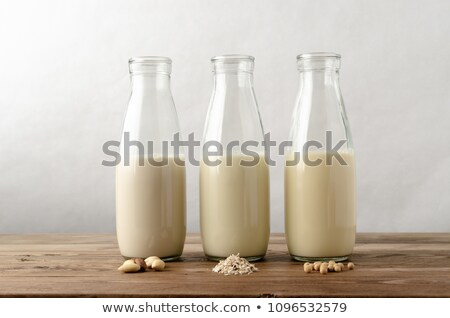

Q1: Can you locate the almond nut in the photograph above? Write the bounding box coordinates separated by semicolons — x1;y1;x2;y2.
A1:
145;256;160;268
118;259;141;273
152;259;165;271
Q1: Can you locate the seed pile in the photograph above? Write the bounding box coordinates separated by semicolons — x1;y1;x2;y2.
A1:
212;254;259;275
303;261;355;275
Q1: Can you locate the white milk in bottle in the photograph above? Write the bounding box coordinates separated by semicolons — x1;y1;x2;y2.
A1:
116;57;186;260
285;53;356;261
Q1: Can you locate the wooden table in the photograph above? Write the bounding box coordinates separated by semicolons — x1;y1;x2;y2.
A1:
0;233;449;297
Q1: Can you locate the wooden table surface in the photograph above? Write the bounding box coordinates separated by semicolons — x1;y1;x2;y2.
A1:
0;233;449;298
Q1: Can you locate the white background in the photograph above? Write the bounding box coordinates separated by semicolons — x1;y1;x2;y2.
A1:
0;0;449;233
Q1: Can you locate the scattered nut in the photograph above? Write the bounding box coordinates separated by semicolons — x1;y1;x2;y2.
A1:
304;264;313;273
133;258;147;271
117;255;167;273
145;256;161;268
118;259;141;273
300;260;354;275
313;262;322;271
118;259;135;270
319;263;328;275
152;259;166;271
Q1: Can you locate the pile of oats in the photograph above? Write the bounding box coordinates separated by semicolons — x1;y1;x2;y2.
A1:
212;253;259;275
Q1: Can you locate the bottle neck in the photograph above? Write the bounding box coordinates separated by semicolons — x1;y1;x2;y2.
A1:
292;56;350;151
213;72;253;90
212;56;255;91
131;73;171;92
298;69;340;92
296;54;341;93
128;57;172;93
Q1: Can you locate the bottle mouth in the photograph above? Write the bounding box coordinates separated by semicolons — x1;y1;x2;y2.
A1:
211;55;254;74
296;52;341;71
211;55;255;62
129;56;172;75
296;52;341;60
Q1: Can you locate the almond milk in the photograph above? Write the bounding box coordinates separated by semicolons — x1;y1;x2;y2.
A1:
116;156;186;260
285;151;355;261
200;154;270;260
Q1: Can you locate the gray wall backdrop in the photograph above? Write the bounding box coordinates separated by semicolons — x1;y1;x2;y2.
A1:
1;0;449;233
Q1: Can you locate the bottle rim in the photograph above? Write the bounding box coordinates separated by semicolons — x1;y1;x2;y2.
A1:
211;54;255;63
129;56;172;64
128;56;172;75
296;52;341;60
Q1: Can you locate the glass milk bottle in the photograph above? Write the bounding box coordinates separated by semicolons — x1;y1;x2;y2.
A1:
285;53;356;261
116;57;186;260
200;55;270;261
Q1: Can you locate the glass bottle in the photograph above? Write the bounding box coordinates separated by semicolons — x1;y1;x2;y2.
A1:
116;57;186;260
285;53;356;262
200;55;270;261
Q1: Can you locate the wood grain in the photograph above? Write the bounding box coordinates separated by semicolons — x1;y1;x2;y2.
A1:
0;233;449;297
